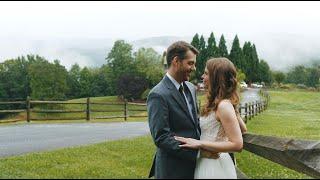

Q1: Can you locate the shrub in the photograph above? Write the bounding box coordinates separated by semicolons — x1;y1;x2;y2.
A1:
117;74;148;100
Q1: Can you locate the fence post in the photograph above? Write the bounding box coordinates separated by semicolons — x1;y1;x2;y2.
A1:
252;101;254;117
249;102;253;120
86;97;90;121
124;99;128;121
245;103;250;120
26;96;30;123
244;103;248;123
255;100;258;116
251;102;254;118
259;101;262;114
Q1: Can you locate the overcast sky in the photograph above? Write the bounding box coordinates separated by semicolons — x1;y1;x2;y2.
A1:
1;1;320;70
1;1;320;39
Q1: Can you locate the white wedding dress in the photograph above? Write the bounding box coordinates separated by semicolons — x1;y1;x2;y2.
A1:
194;111;237;179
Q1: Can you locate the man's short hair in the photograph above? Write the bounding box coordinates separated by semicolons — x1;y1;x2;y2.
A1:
166;41;199;66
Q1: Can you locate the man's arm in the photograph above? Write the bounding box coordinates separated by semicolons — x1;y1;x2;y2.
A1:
147;92;198;162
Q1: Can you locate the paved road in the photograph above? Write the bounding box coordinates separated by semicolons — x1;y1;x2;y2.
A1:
0;88;261;158
240;88;262;104
0;122;149;157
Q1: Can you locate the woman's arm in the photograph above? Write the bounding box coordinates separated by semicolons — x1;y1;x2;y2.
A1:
175;101;243;153
237;114;247;134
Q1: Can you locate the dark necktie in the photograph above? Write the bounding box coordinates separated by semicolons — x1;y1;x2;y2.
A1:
179;84;188;107
180;84;196;119
180;83;200;136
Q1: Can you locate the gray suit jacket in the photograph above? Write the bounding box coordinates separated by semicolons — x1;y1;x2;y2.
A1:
147;75;201;179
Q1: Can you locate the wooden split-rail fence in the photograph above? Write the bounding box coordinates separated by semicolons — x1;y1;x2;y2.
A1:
0;91;269;123
0;97;147;122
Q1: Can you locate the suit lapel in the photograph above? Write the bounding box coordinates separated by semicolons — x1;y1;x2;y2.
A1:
185;82;198;116
185;82;199;125
162;76;195;125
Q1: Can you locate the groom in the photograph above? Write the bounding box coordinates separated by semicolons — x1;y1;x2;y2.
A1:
147;41;201;179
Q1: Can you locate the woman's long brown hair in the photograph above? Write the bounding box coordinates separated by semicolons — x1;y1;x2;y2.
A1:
201;57;240;118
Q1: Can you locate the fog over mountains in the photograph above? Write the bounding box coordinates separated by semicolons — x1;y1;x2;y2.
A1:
1;33;320;71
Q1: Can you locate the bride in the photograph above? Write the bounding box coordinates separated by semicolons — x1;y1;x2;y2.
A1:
175;57;247;179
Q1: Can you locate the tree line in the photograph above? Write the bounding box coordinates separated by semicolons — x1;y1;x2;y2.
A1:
0;41;164;101
3;33;317;102
190;32;272;85
272;62;320;88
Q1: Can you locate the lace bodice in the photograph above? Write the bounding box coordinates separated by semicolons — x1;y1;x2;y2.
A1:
199;111;228;142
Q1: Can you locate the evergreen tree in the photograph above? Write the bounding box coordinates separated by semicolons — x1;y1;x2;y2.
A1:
229;35;242;69
206;32;218;59
242;42;260;84
242;41;252;82
194;35;207;82
190;33;200;83
218;34;228;57
191;33;200;50
252;44;260;82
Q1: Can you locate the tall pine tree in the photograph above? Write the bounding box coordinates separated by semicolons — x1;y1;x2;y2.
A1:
229;35;242;69
206;32;218;59
195;35;207;81
242;41;252;81
190;32;271;85
191;33;200;50
218;34;228;57
251;44;260;82
190;33;201;82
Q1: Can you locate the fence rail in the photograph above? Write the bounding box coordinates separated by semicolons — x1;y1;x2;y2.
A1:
0;97;148;122
241;133;320;179
0;90;270;123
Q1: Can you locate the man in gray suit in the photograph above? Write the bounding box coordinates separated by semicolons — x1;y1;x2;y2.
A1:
147;41;201;179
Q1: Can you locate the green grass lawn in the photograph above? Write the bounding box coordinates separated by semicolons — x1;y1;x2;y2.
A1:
0;90;319;178
0;136;155;179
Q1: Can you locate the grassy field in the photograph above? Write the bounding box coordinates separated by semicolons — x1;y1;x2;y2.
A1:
0;136;154;179
0;89;319;178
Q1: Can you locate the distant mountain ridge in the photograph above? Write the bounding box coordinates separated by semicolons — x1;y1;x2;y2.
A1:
1;33;320;71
